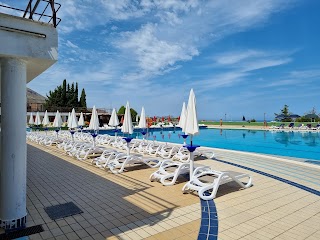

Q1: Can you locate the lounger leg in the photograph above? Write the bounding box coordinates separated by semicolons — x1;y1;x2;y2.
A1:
198;183;218;200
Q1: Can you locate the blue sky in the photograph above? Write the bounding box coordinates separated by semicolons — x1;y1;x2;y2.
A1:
2;0;320;120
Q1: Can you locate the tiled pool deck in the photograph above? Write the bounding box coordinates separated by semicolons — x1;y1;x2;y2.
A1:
20;142;320;239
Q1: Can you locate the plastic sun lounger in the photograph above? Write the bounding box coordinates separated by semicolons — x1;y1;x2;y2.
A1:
172;147;215;163
91;149;118;165
76;145;106;160
97;152;126;169
157;145;180;158
145;143;164;156
107;154;144;174
182;166;253;200
149;160;204;186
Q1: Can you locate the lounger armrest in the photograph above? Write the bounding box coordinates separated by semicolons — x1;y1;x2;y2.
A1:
159;159;175;167
192;166;212;177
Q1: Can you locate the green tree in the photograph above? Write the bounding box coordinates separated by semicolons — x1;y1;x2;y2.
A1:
45;79;86;111
281;104;289;116
79;88;87;109
67;83;75;106
275;104;291;122
75;82;79;107
117;106;137;121
62;79;67;105
44;85;63;108
130;108;137;121
118;106;125;115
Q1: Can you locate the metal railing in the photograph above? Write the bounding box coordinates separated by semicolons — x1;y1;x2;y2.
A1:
0;0;61;27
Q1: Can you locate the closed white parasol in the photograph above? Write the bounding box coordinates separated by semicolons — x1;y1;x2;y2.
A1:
29;112;34;125
121;101;133;155
53;110;62;138
78;112;85;126
42;110;50;126
34;112;41;126
184;89;199;177
89;106;100;146
109;108;119;142
138;107;147;140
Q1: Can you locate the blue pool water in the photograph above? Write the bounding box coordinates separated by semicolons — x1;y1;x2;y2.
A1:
102;128;320;161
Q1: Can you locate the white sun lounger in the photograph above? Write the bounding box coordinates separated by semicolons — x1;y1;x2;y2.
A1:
97;152;126;169
107;153;162;174
91;149;118;165
149;160;204;186
107;154;144;173
182;166;253;200
172;147;215;162
76;145;106;160
157;145;180;158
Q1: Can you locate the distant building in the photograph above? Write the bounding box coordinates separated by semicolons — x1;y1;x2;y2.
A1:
303;113;319;122
27;88;46;112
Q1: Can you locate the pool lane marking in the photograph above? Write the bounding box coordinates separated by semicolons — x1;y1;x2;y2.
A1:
213;158;320;196
217;154;320;186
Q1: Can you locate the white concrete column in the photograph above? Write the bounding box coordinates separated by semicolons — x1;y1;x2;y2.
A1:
0;58;27;230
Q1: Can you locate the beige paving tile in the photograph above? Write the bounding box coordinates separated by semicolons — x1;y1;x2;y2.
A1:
24;142;320;240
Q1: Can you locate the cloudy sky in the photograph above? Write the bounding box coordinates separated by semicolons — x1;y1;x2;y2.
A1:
2;0;320;120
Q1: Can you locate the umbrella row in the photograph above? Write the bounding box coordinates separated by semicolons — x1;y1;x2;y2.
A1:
28;108;96;129
28;88;198;144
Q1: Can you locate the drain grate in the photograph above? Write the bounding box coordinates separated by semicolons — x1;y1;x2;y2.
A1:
44;202;83;220
0;225;43;240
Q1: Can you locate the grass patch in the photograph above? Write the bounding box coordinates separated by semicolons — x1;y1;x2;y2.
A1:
201;121;319;127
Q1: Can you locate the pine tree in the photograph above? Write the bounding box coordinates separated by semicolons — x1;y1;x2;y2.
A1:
79;88;87;109
75;82;79;107
44;85;63;109
67;83;75;106
279;104;291;122
45;80;87;111
62;79;67;106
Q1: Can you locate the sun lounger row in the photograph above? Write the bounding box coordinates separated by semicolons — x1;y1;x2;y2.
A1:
27;131;252;200
270;123;320;131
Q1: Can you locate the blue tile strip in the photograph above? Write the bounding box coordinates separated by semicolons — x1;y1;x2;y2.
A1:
213;158;320;196
197;157;320;239
198;193;218;240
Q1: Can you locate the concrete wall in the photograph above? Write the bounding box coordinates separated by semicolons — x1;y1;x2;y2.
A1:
0;13;58;82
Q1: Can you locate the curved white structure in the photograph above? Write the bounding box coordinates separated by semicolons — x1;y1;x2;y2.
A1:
0;12;58;230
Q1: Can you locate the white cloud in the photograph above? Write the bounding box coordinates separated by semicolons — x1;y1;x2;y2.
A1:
22;0;303;118
214;50;265;65
213;50;292;70
243;58;292;71
265;79;299;87
115;23;199;75
65;40;79;49
289;69;320;79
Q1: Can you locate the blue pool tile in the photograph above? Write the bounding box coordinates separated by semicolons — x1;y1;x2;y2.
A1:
198;234;218;240
201;218;210;226
208;226;218;235
209;212;218;219
202;211;209;219
207;234;218;240
198;233;208;240
199;226;209;234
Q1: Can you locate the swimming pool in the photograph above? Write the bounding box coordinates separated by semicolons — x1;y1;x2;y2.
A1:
104;128;320;161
